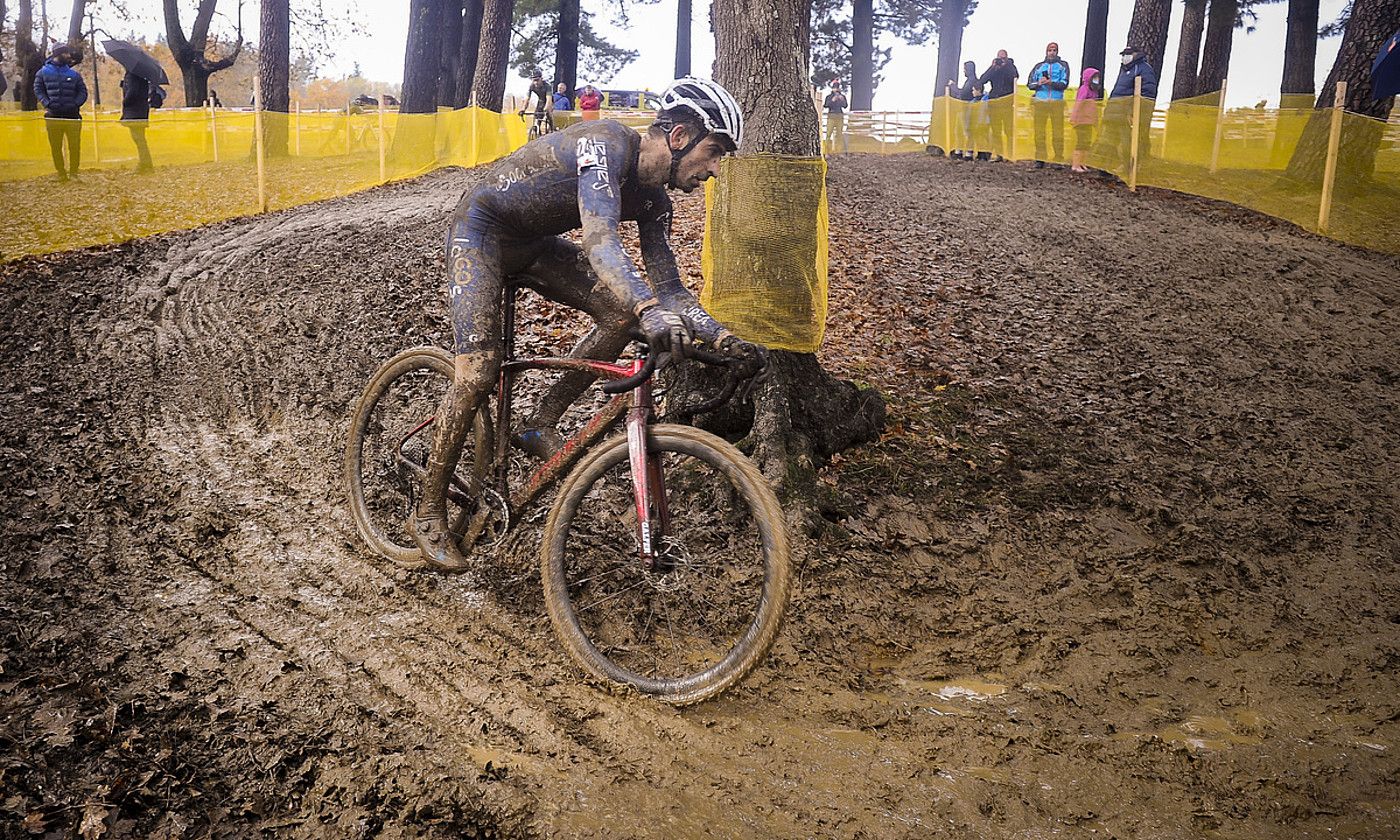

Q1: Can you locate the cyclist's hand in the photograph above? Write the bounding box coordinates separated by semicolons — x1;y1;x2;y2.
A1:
719;335;769;381
638;304;694;357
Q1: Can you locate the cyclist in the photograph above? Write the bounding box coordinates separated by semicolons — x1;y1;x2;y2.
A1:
520;68;555;134
413;77;766;571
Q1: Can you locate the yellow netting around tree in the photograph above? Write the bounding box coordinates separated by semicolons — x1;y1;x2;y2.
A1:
700;155;829;353
0;105;527;260
920;89;1400;254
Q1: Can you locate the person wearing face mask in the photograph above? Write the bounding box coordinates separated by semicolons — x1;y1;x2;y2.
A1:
1027;41;1071;168
1069;67;1103;173
1099;46;1159;173
32;45;88;181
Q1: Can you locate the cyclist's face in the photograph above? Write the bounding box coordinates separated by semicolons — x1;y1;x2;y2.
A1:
673;134;730;193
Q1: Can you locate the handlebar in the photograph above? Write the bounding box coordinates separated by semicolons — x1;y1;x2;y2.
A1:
598;344;737;396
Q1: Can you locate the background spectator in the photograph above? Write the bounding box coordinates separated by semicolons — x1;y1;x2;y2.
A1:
1027;41;1071;168
33;45;87;181
823;79;849;155
120;69;165;174
552;82;572;111
954;61;983;161
577;83;602;120
978;49;1018;160
1102;46;1159;170
1069;67;1102;173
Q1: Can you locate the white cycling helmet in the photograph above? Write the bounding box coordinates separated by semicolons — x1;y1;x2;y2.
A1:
656;77;744;150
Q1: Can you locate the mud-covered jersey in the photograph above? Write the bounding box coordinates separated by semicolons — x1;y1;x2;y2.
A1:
454;119;728;342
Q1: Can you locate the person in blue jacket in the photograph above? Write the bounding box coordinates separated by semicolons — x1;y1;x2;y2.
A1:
33;44;88;180
552;82;572;112
1027;41;1071;167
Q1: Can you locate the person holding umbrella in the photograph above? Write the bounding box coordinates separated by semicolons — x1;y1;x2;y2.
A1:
105;39;170;174
32;44;88;180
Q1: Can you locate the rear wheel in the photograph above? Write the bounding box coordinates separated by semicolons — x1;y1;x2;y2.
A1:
540;424;791;704
345;347;492;569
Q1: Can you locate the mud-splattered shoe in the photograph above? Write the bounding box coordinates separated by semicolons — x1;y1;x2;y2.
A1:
409;509;472;572
512;427;564;461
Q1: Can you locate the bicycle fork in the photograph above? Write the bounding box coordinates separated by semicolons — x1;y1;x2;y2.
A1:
625;360;671;569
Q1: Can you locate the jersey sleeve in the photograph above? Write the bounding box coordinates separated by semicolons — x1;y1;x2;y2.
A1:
576;128;659;317
637;191;731;346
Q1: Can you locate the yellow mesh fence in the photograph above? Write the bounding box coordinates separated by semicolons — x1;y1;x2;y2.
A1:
0;105;527;260
917;89;1400;254
701;155;828;353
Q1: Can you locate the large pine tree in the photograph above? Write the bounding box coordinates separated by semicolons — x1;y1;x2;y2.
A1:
1172;0;1208;100
1280;0;1320;105
1126;0;1174;82
472;0;515;111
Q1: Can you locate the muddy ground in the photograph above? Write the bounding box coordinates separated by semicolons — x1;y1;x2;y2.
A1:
2;154;1398;839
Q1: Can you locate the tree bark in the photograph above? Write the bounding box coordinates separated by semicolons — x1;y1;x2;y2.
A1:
1081;0;1109;81
707;0;885;509
258;0;290;156
401;0;444;113
437;0;464;107
163;0;244;107
674;0;691;78
1;0;8;99
63;0;85;63
1281;0;1320;105
454;0;484;107
1126;0;1173;87
1196;0;1236;96
1286;0;1398;185
851;0;874;110
471;0;514;111
558;0;580;94
934;0;971;97
17;0;42;110
1171;0;1207;100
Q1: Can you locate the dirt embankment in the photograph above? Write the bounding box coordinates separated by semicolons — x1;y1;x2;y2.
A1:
2;154;1398;839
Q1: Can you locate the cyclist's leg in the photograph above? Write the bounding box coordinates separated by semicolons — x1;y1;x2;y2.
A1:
413;209;507;570
513;236;633;458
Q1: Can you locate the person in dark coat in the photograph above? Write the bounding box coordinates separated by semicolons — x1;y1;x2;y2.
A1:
953;61;984;160
120;70;165;173
33;44;88;180
978;50;1018;160
823;79;849;154
1099;46;1159;173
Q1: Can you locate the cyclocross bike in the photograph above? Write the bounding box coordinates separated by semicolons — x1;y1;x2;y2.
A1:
345;287;791;704
519;109;554;140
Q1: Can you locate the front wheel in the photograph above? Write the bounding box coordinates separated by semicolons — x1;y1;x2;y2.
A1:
540;424;791;705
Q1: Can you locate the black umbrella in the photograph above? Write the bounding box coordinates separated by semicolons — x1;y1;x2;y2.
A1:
101;39;170;86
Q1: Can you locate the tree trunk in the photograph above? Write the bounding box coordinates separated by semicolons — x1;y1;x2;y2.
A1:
1196;0;1236;96
258;0;290;156
674;0;691;78
1281;0;1320;105
163;0;244;107
454;0;484;107
707;0;885;509
934;0;971;96
1171;0;1207;99
0;0;8;99
402;0;444;113
472;0;514;111
1081;0;1109;81
438;0;464;107
851;0;874;110
558;0;580;94
64;0;85;63
1286;0;1398;185
1126;0;1173;86
17;0;42;110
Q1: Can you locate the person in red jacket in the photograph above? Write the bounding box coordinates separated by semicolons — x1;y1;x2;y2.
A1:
577;84;602;120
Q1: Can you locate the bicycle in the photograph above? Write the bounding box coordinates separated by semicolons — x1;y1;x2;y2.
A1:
519;109;553;140
345;287;791;704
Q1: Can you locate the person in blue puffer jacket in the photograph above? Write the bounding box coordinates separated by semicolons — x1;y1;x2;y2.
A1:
1027;41;1071;167
33;45;88;180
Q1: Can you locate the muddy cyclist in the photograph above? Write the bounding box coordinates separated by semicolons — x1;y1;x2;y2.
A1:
413;76;767;570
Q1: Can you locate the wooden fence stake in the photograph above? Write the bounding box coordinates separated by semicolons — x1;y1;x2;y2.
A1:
943;83;953;157
1209;78;1228;173
378;94;388;183
209;100;220;162
88;98;100;166
294;100;301;156
254;74;267;212
1129;75;1143;191
881;111;890;153
345;100;353;156
1318;80;1347;234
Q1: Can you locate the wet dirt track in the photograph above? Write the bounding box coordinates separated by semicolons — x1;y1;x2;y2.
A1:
2;154;1398;839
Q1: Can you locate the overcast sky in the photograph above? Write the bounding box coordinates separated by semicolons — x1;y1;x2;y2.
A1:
80;0;1348;109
